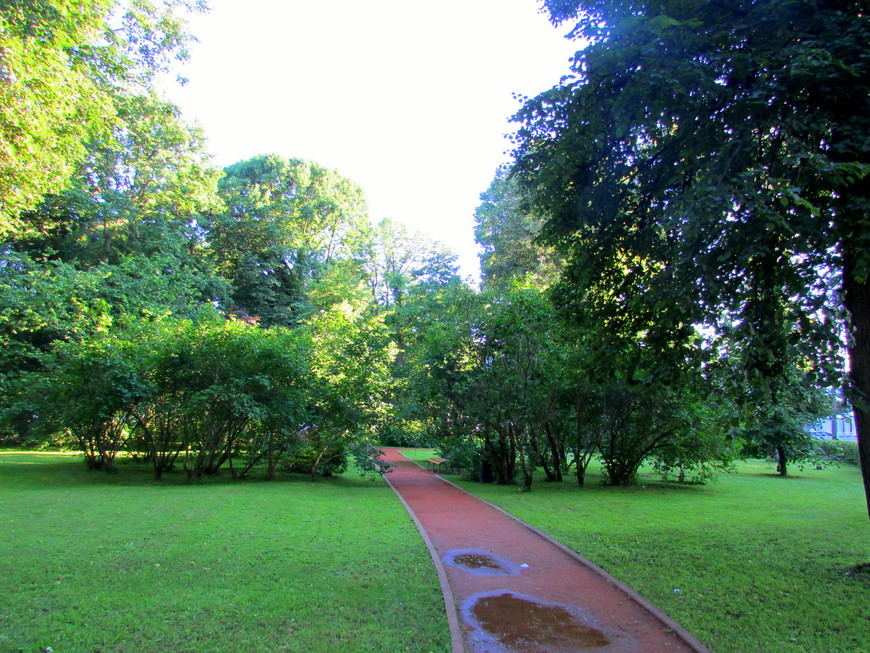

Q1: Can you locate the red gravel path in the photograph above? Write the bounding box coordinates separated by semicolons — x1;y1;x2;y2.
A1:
381;448;710;653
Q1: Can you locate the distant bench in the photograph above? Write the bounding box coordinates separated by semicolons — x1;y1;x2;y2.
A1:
426;456;456;474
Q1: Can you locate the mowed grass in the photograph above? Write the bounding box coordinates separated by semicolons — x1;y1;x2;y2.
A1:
402;449;869;653
0;453;450;653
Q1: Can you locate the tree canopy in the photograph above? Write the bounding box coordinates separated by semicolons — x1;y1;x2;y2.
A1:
0;0;205;237
473;168;559;289
0;0;858;500
210;154;369;326
512;0;870;515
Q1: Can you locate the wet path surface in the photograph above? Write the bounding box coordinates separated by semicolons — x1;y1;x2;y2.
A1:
381;448;709;653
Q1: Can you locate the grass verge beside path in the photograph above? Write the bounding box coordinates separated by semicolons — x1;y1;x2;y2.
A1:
0;453;450;653
401;449;869;653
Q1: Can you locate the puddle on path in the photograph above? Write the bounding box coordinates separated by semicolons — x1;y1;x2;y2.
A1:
443;549;521;576
463;591;613;652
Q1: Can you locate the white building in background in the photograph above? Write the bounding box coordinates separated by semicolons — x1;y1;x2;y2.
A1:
814;411;858;442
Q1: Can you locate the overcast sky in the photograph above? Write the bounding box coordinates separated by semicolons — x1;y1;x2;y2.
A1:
164;0;580;279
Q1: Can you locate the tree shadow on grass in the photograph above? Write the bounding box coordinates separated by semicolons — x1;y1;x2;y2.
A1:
465;476;712;500
649;480;716;492
0;454;386;491
745;473;810;479
846;562;870;579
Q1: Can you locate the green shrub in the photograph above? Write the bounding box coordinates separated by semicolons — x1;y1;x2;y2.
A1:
283;429;349;477
283;447;348;477
378;420;438;447
815;439;860;466
439;438;484;481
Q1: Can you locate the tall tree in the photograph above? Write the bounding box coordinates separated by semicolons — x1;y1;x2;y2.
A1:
210;154;369;326
362;218;458;368
473;167;559;289
16;91;224;266
363;218;457;309
0;0;111;232
513;0;870;516
0;88;226;429
0;0;205;236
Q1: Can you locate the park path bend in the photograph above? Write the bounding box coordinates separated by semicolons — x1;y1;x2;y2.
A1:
381;448;709;653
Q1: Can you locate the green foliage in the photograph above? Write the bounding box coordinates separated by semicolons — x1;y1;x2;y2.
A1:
0;1;406;486
592;385;712;486
0;79;229;400
0;0;113;231
6;291;402;482
0;250;110;376
283;430;348;477
0;248;227;385
474;167;560;289
816;439;861;467
652;419;738;485
733;362;837;476
0;81;229;408
363;218;458;310
401;278;734;489
377;420;438;448
28;91;222;263
8;319;347;481
146;320;311;481
360;220;462;451
437;437;484;481
513;0;870;512
302;276;396;479
211;154;369;326
0;0;204;236
25;335;149;471
741;424;821;473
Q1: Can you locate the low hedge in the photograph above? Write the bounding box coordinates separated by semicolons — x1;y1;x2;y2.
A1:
816;439;860;466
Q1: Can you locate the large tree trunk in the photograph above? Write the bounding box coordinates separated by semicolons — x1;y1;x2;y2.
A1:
842;243;870;520
544;424;564;482
530;431;555;481
776;445;788;477
484;427;517;484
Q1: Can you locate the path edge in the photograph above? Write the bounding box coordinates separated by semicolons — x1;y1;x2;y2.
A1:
401;451;710;653
383;463;466;653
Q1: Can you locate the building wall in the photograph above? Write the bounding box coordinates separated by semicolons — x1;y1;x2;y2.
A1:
814;412;859;442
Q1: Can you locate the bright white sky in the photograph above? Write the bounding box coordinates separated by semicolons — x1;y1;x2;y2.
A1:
164;0;580;280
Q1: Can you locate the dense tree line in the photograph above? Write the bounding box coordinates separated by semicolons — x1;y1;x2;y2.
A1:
507;0;868;504
0;0;461;479
0;0;859;496
390;144;844;490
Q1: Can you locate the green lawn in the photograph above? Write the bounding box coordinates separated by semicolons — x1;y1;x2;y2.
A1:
402;448;869;653
0;453;450;653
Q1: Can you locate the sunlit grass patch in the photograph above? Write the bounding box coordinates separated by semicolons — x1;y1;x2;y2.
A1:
0;454;449;653
433;454;867;653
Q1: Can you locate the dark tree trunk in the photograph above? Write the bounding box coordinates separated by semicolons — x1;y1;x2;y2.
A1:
484;427;517;484
776;445;787;476
265;438;282;480
100;229;113;264
512;422;534;491
573;392;597;487
842;243;870;520
523;471;533;491
576;464;586;487
531;434;555;481
544;424;564;482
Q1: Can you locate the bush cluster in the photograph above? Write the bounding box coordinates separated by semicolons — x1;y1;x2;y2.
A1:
815;439;861;466
6;318;390;481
